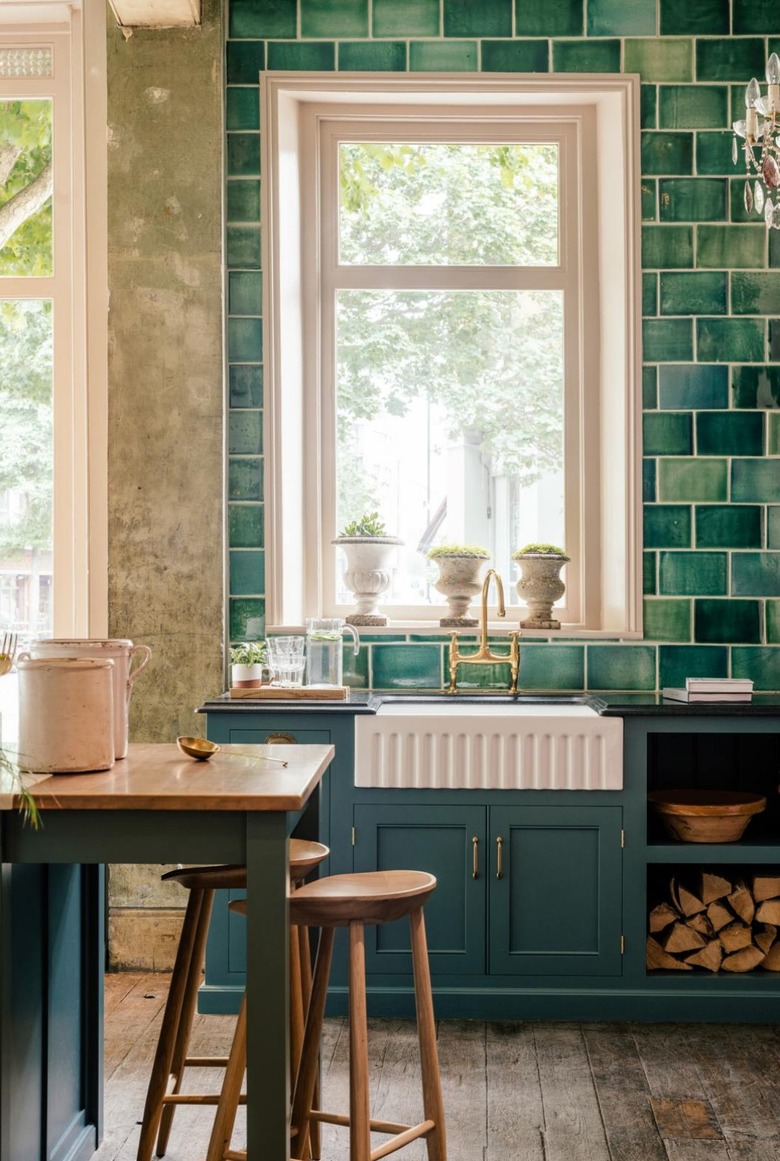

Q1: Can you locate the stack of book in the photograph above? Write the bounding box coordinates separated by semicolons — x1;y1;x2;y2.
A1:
662;678;754;703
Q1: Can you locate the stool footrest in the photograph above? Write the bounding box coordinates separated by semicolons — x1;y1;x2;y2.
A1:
308;1109;435;1158
184;1056;231;1067
161;1094;246;1106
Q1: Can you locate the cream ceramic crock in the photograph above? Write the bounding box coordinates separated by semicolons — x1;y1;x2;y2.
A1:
17;657;115;773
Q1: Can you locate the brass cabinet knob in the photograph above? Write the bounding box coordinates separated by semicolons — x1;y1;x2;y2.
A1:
264;732;297;744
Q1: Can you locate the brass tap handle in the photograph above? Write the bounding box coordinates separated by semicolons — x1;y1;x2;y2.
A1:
496;835;504;880
472;835;479;879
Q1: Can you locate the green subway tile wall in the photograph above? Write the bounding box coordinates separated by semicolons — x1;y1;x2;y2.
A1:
224;0;780;690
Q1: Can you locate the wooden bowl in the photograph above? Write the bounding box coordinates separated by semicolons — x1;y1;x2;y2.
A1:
648;789;767;843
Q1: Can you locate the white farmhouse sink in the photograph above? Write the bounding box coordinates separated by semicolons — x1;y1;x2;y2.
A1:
354;701;623;790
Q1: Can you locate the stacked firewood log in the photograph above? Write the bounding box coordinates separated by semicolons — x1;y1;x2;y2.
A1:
647;872;780;972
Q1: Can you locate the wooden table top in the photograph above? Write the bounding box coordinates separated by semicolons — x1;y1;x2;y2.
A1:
0;742;335;812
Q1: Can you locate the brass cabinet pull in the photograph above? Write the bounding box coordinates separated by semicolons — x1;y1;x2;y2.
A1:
496;835;503;880
472;835;479;879
263;732;297;744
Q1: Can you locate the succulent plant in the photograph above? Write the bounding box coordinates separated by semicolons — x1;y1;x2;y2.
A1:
230;641;267;666
338;512;388;538
512;542;569;560
427;543;490;559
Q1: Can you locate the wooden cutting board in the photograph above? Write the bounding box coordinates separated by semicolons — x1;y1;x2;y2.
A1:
229;685;350;701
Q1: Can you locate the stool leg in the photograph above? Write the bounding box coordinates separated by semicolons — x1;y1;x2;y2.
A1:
348;921;371;1161
289;924;311;1161
291;927;335;1161
409;908;447;1161
205;993;247;1161
136;888;206;1161
298;924;321;1161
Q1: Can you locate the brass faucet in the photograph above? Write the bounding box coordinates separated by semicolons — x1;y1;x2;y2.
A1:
447;569;520;694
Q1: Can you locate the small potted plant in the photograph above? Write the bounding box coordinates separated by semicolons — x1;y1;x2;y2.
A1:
333;512;403;626
230;641;271;689
427;543;490;626
511;543;570;629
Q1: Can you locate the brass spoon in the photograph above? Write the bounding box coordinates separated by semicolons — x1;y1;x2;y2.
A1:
176;736;288;767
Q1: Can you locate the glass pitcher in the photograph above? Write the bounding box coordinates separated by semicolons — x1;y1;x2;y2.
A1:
305;618;360;687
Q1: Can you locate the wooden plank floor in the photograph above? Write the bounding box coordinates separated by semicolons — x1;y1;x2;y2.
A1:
94;973;780;1161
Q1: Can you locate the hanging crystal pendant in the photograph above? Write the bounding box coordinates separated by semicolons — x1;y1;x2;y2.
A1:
772;202;780;229
755;180;766;213
763;153;780;188
733;135;739;164
745;180;754;212
765;197;775;226
733;119;747;138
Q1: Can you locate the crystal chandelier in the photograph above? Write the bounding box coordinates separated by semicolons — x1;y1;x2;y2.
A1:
733;51;780;228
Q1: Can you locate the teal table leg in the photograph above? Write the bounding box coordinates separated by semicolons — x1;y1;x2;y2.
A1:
245;813;290;1159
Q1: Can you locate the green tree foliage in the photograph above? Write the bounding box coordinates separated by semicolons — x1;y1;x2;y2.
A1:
0;99;53;275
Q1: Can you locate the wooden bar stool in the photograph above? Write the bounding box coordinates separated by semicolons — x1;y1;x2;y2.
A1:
136;839;329;1161
208;869;446;1161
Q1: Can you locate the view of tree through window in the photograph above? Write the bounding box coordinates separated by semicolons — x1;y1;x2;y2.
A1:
335;140;564;608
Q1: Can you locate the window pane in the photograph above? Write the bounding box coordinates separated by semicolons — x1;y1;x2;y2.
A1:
339;141;558;267
0;99;53;277
335;289;564;607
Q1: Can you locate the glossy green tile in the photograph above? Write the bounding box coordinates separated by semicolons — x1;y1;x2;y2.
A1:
659;179;727;223
643;598;692;642
731;646;780;690
642;226;693;268
342;642;370;690
697;319;765;363
641;132;694;176
733;0;780;34
229;365;263;409
625;39;692;83
732;273;780;316
695;505;762;548
659;551;728;594
267;41;336;70
696;411;764;456
643;319;693;362
517;0;582;36
768;320;780;362
444;650;518;690
229;410;263;454
696;131;742;175
228;318;263;362
409;41;478;71
731;366;780;407
644;504;692;548
338;41;406;70
552;39;620;72
660;0;728;36
642;180;657;221
229;597;265;641
587;0;653;35
643;460;657;502
229;271;262;316
227;41;265;83
769;413;780;455
225;226;262;268
659;458;728;502
230;550;265;595
732;552;780;596
658;85;728;129
229;0;295;37
643;413;693;455
644;366;658;409
659;272;726;315
696;39;766;83
587;645;656;691
643;273;658;316
514;645;583;691
483;40;549;72
229;457;263;500
227;133;260;177
767;600;780;644
227;87;260;131
694;598;761;644
658;644;728;686
372;644;442;689
732;459;780;502
228;503;264;548
301;0;368;37
659;365;728;410
444;0;511;36
644;551;658;594
642;85;657;130
768;507;780;549
226;180;261;224
373;0;438;36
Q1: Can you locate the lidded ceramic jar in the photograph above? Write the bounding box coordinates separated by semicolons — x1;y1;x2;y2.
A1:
17;657;115;773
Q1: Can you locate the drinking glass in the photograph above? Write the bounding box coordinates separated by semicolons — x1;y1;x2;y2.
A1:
266;636;306;687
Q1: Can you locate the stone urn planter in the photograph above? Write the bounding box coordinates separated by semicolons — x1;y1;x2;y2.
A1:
512;544;569;630
428;545;490;627
333;524;403;626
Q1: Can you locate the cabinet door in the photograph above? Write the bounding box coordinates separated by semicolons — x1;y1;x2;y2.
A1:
489;805;623;977
353;804;486;976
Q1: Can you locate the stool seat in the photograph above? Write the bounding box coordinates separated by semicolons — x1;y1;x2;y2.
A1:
231;869;437;927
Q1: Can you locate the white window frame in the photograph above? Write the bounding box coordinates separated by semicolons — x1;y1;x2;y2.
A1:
0;3;108;637
262;73;642;636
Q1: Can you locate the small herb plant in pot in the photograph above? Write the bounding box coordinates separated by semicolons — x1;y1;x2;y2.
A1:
333;512;403;627
230;641;272;689
427;543;490;627
511;543;570;630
